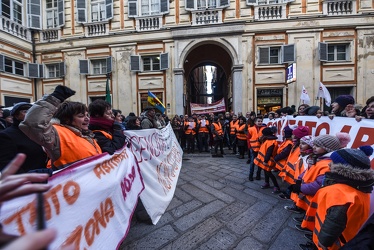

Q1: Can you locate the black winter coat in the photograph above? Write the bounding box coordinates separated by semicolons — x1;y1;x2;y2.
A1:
88;123;126;155
0;119;48;173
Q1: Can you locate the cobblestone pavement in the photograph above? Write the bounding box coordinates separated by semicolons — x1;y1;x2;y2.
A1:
121;149;307;250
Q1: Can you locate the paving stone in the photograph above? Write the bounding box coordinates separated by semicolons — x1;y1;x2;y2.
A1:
268;226;306;250
215;201;251;223
196;229;237;250
165;217;222;250
190;180;235;203
122;225;178;250
181;183;216;203
234;236;266;250
223;174;247;185
219;179;245;190
221;186;257;202
166;197;183;211
226;202;272;235
250;203;292;243
171;200;203;217
174;188;193;202
243;187;279;205
202;179;227;189
173;200;226;231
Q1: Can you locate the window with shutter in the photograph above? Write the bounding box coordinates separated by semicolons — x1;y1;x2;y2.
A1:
282;44;295;63
246;0;257;5
185;0;196;11
130;56;141;71
59;62;65;77
160;53;169;71
106;0;113;19
0;55;4;72
160;0;169;14
218;0;230;8
57;0;65;27
259;47;270;64
106;57;112;74
39;64;44;78
128;0;138;17
28;63;40;78
79;60;89;74
319;42;328;62
28;0;42;29
77;0;87;23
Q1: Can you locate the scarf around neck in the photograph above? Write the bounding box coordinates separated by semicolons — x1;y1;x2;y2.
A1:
89;117;114;132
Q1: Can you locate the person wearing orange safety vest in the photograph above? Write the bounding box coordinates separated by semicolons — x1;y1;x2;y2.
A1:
235;116;248;159
254;126;280;193
274;125;293;171
229;115;239;154
285;135;343;216
184;116;197;153
247;117;266;181
197;115;210;153
20;85;103;171
88;99;126;155
211;116;224;156
299;146;374;250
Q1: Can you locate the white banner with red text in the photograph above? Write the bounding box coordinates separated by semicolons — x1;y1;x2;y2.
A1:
124;123;183;224
264;115;374;167
190;98;226;114
0;147;144;250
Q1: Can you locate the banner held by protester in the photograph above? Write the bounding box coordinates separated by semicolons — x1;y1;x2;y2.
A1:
0;147;144;249
124;123;183;224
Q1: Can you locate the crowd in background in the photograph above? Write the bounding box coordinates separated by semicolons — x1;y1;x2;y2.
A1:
0;88;373;249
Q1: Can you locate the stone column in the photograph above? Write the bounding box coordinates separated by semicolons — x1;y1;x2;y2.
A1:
232;64;244;113
173;68;184;115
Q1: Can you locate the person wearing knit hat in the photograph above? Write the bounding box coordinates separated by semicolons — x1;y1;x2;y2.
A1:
335;132;351;148
299;145;374;250
313;134;341;154
274;126;294;179
283;126;293;139
292;126;310;140
331;94;355;117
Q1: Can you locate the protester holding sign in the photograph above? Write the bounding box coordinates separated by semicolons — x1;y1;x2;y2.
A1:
20;85;102;170
88;99;126;155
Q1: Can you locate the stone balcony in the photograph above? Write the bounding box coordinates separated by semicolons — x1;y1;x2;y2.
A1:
84;21;109;37
192;9;222;25
254;3;287;20
40;29;61;42
323;0;356;15
0;16;31;41
135;16;163;31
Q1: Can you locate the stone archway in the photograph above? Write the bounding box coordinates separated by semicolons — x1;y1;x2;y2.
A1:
173;39;243;115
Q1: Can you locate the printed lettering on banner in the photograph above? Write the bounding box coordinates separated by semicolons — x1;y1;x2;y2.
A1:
124;123;183;224
0;147;144;249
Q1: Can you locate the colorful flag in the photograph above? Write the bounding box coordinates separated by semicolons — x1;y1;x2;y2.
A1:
316;82;331;107
300;85;311;104
148;90;165;113
105;77;111;105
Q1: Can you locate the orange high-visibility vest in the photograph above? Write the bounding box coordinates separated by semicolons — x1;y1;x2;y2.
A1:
52;124;102;168
92;130;113;140
230;120;239;135
212;122;223;138
274;140;293;171
247;126;264;152
198;120;210;133
254;139;278;171
304;184;370;250
280;146;300;184
295;159;331;211
236;124;247;140
184;121;197;135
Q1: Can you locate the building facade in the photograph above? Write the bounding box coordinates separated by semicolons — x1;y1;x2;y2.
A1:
1;0;374;116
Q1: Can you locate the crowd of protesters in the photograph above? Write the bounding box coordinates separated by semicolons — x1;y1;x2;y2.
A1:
0;86;374;249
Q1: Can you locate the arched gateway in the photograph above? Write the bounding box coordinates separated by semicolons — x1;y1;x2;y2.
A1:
173;38;243;115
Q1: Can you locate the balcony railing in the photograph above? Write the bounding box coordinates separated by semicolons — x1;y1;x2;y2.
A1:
0;16;31;41
135;16;162;31
255;4;287;20
192;9;222;25
40;29;60;42
84;22;109;37
323;0;356;15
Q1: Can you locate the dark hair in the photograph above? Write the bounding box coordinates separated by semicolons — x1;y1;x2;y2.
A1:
366;96;374;106
126;116;141;130
54;101;88;125
254;116;263;122
113;109;122;117
88;99;111;117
